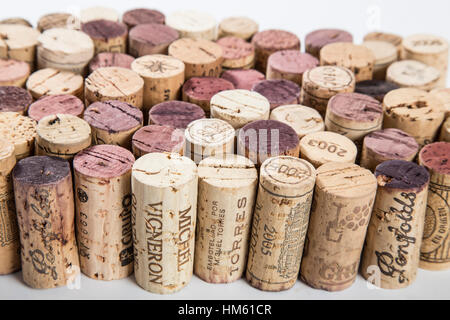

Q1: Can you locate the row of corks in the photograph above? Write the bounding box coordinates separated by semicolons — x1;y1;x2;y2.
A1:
0;7;449;294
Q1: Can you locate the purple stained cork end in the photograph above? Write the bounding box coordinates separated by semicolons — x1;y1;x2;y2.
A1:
364;128;419;160
28;94;85;122
0;86;33;113
221;69;265;91
132;125;185;154
149;101;206;129
268;50;319;74
375;160;430;192
355;80;400;102
89;53;135;73
81;19;128;39
183;77;235;101
13;156;71;185
328;92;382;122
123;8;165;28
129;23;179;46
420;142;450;175
305;29;353;56
252;79;301;110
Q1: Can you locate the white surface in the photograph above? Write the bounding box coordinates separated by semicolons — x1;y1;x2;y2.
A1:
1;0;450;300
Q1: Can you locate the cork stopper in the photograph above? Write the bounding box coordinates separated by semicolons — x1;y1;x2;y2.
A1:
89;53;134;73
149;101;205;129
80;6;119;23
216;36;255;69
302;66;355;99
252;29;300;51
0;112;36;159
166;10;217;41
375;160;430;192
221;69;265;90
403;34;449;55
267;50;319;85
419;142;450;175
305;29;353;58
363;128;419;161
28;94;84;122
328;92;382;122
0;86;33;114
387;60;440;91
364;32;403;54
0;59;30;86
218;17;259;40
252;79;301;110
132;125;185;157
81;19;128;53
122;8;165;28
362;40;397;65
355;80;399;102
128;24;179;57
270;104;324;138
430;88;450;118
169;38;223;72
13;155;70;185
0;18;32;27
37;13;72;32
26;68;84;99
0;140;15;174
0;24;40;64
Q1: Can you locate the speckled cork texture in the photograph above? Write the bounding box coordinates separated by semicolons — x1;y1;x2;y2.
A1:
0;112;37;160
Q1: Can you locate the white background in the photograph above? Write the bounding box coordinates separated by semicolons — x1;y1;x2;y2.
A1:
1;0;450;300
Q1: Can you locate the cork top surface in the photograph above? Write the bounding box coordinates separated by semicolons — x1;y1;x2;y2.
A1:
268;50;319;74
364;32;403;48
185;118;235;147
166;10;216;32
132;125;185;154
13;156;70;185
129;23;179;46
27;68;83;97
221;69;265;91
28;94;84;122
74;144;135;179
217;36;254;60
375;160;429;191
430;88;450;116
355;80;399;102
0;59;30;82
219;17;259;39
169;38;223;64
198;154;257;188
37;114;91;145
316;162;377;198
81;19;128;39
84;100;143;132
149;101;205;129
123;8;166;27
305;29;353;49
362;40;398;63
0;24;40;49
270;104;324;138
387;60;440;87
303;66;355;93
89;52;134;73
0;86;32;112
0;112;37;151
320;42;375;67
80;6;119;23
37;13;72;32
364;128;419;159
0;139;15;172
403;34;449;54
38;28;95;57
183;77;235;100
419;142;450;175
252;79;301;106
251;29;300;51
133;152;197;188
328;92;382;122
85;67;144;97
0;18;32;27
210;89;270;129
131;54;185;78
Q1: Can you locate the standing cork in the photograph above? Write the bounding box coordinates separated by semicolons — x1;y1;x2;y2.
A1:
362;40;398;80
122;8;165;29
355;80;399;103
0;86;32;115
0;59;30;87
418;142;450;271
0;24;40;69
0;112;36;160
82;20;128;54
305;29;353;59
26;68;84;100
13;156;80;289
252;79;301;111
37;13;73;32
429;88;450;118
37;28;95;75
440;118;450;142
0;18;32;28
132;152;198;294
360;128;419;172
301;66;356;117
267;51;319;86
217;36;255;70
89;52;135;74
299;131;357;169
383;88;445;147
169;38;223;79
195;154;258;283
85;67;144;108
80;7;119;23
149;101;205;129
364;32;403;57
166;10;217;41
386;60;440;91
300;162;377;291
74;145;135;280
218;17;258;41
35;114;91;160
131;55;185;115
361;160;430;289
0;140;20;275
210;89;270;129
83;101;143;149
246;156;316;291
132;125;185;158
128;24;179;57
221;69;265;91
28;94;84;122
184;118;235;164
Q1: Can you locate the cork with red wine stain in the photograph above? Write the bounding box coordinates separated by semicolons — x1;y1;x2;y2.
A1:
149;101;205;129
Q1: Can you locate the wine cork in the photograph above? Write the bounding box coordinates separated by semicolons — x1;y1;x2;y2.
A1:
37;13;72;32
383;88;445;147
182;77;235;114
28;94;84;122
12;156;79;289
0;86;32;115
216;37;255;69
128;24;179;57
218;17;258;41
0;18;32;27
237;120;300;167
35;114;91;160
80;6;119;23
360;128;419;172
440;118;450;142
0;112;36;160
132;152;198;294
221;69;265;90
169;38;223;79
300;66;356;117
320;42;375;82
305;29;353;59
26;68;84;100
82;20;128;54
355;80;399;102
361;160;430;289
362;40;398;80
83;101;143;149
195;154;258;283
210;89;270;129
0;59;30;87
0;24;40;69
418;142;450;270
364;32;403;57
267;51;319;86
85;67;144;108
430;88;450;118
132;125;185;158
252;79;301;110
184;118;235;164
131;55;185;115
299;131;357;169
89;52;134;74
246;156;316;291
386;60;440;91
251;29;301;73
0;140;20;275
402;34;449;88
166;10;217;41
300;162;377;291
270;104;324;139
122;8;165;29
73;145;135;280
149;101;205;130
37;28;95;75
